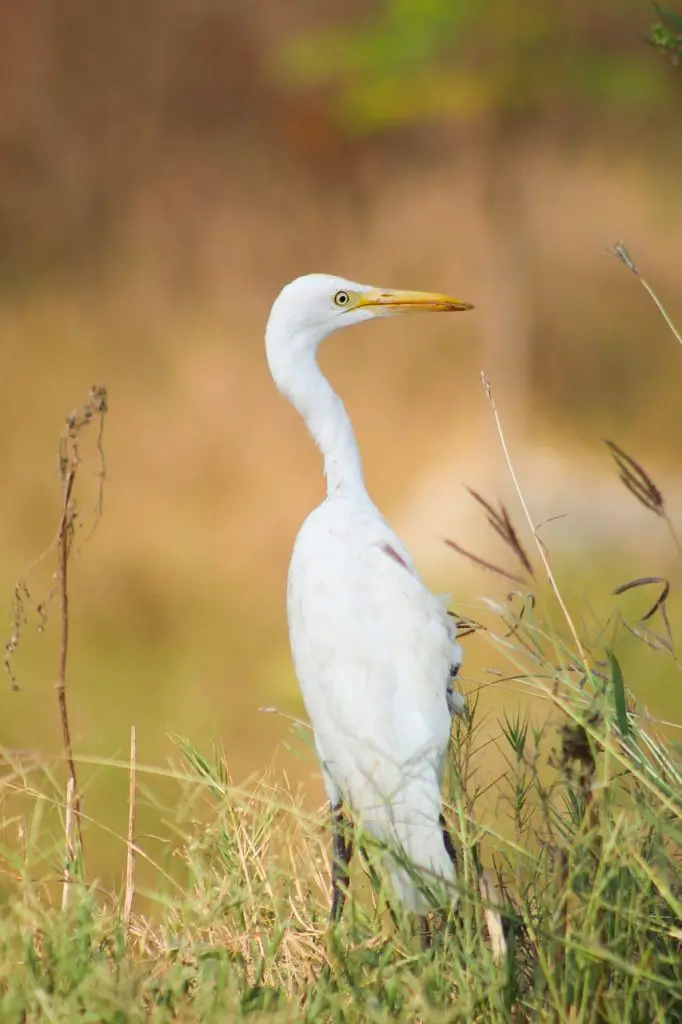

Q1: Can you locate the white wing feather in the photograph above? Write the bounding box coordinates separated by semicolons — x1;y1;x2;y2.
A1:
288;493;462;912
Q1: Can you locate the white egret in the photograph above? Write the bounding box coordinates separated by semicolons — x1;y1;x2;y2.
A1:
266;274;473;935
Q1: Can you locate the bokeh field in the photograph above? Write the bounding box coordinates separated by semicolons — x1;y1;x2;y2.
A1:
1;0;682;894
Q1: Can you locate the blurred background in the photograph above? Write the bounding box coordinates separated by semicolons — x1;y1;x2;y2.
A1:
1;1;681;885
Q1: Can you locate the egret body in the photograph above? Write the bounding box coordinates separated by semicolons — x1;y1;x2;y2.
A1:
266;274;473;924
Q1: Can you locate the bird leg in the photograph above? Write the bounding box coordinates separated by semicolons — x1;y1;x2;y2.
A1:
330;801;353;923
417;819;457;951
439;812;458;867
419;916;433;950
417;817;456;953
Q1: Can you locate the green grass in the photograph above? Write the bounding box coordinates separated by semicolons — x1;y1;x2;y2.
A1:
1;571;681;1021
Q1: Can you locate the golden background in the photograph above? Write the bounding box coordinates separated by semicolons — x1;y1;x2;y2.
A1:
0;2;680;887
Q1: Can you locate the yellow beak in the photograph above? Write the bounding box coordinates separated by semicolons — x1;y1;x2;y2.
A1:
357;288;474;313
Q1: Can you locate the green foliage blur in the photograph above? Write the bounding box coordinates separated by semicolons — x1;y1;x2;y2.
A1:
278;1;675;133
650;5;682;65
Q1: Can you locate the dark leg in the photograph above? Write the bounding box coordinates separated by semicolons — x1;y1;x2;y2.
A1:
330;801;353;923
419;916;432;950
440;811;465;935
439;812;458;867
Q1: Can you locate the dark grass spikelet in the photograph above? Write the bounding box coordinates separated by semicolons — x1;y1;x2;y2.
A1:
605;241;638;274
444;538;526;586
604;440;664;516
613;576;675;653
613;576;670;622
605;440;681;556
446;612;486;639
445;489;534;586
466;488;535;579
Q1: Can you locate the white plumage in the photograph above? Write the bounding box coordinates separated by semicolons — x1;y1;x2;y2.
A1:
266;273;473;923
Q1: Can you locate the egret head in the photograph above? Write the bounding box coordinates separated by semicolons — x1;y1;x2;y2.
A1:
266;274;474;490
266;276;473;352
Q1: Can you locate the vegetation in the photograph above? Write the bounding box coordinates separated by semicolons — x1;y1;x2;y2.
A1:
0;252;680;1021
278;1;675;132
2;676;681;1021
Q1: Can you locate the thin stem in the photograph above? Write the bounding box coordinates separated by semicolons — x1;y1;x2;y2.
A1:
56;465;84;855
61;775;75;912
608;242;682;348
662;513;682;559
639;277;682;348
481;373;589;673
124;726;137;934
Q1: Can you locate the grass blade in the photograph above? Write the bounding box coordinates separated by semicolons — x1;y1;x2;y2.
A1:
607;649;630;738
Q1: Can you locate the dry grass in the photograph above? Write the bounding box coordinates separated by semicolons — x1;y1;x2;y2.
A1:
1;605;680;1019
0;9;681;1015
0;316;681;1017
1;155;682;884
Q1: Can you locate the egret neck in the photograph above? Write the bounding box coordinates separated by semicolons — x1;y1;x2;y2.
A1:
271;340;365;497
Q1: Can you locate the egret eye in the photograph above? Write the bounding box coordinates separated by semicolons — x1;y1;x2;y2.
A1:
333;290;351;308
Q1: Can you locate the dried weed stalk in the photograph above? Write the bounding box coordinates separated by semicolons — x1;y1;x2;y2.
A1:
4;582;30;692
4;385;108;861
56;384;108;853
